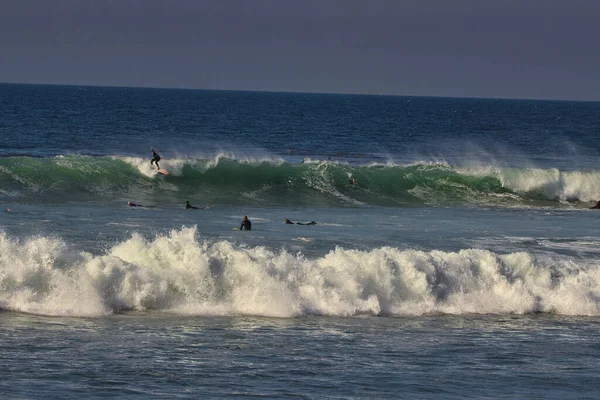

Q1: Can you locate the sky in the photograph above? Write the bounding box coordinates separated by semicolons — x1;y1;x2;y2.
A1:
1;0;599;100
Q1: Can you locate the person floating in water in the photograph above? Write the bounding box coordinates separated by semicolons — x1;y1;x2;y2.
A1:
590;201;600;209
128;201;154;208
298;221;317;225
284;218;316;225
240;215;251;230
151;149;161;170
185;201;209;210
185;201;209;209
185;201;199;209
349;178;357;185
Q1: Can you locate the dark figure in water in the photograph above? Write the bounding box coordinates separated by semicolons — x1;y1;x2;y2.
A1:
349;178;357;185
590;201;600;209
240;216;252;230
185;201;199;209
128;201;154;208
151;149;161;170
186;201;209;210
284;218;316;225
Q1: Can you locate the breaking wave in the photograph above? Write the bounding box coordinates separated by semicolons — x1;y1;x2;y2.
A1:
1;154;600;207
1;227;599;317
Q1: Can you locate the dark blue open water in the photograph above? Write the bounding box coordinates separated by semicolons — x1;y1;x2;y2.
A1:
1;84;600;398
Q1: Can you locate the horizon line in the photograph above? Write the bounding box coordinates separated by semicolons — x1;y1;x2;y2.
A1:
1;80;598;104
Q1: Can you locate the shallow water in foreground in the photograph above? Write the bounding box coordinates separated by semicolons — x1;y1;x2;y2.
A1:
2;313;599;399
2;84;600;397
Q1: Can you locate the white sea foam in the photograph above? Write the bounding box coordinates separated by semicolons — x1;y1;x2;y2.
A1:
116;156;190;177
293;237;313;243
203;152;285;169
458;165;600;202
303;162;365;206
116;153;285;177
1;228;599;317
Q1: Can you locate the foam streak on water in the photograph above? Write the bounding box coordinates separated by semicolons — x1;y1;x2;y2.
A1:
2;86;600;398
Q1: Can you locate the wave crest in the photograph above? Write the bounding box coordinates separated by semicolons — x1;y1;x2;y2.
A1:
2;155;600;207
1;228;598;317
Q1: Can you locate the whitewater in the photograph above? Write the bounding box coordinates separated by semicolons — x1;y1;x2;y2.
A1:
2;227;599;317
1;84;600;398
3;154;600;207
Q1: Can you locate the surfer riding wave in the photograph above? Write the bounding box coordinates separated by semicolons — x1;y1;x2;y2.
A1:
151;149;161;170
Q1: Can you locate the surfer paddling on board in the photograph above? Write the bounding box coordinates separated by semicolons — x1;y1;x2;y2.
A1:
128;201;155;208
185;201;209;210
185;201;198;209
151;149;161;170
284;218;316;225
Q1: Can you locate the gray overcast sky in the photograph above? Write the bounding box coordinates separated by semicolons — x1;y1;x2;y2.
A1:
1;0;599;100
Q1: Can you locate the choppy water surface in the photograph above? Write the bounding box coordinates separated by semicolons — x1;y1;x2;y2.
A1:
1;84;600;398
2;313;599;399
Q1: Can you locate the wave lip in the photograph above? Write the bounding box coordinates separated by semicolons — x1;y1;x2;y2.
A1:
1;228;599;317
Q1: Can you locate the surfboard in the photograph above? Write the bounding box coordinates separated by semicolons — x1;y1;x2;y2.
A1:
157;169;169;176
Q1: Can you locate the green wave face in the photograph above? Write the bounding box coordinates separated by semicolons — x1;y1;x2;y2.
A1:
1;155;599;207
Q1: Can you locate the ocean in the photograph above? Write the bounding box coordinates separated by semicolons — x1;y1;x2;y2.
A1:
1;83;600;398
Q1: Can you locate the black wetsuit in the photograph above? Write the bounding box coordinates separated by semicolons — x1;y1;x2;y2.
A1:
286;219;316;225
240;219;252;230
129;202;154;208
151;151;161;169
185;202;199;209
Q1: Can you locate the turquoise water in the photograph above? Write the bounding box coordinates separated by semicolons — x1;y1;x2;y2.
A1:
1;84;600;398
